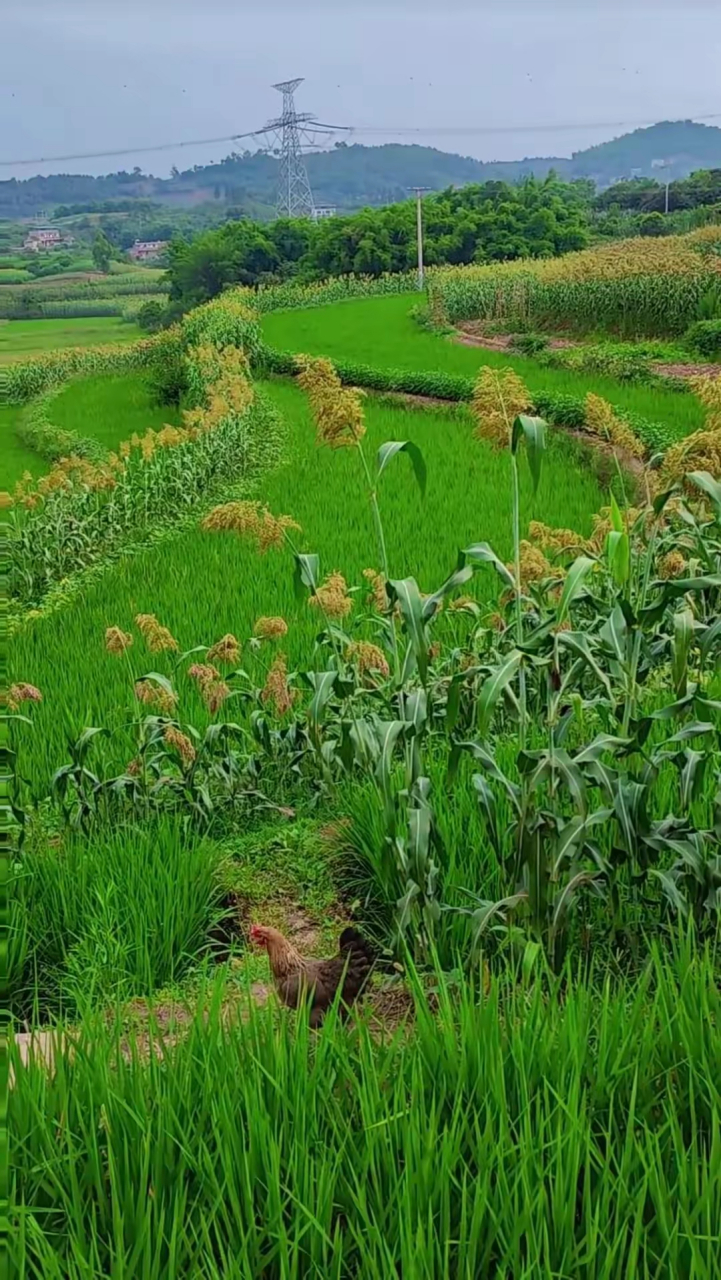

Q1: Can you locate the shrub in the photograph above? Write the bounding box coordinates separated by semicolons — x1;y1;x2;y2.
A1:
684;318;721;358
509;332;549;356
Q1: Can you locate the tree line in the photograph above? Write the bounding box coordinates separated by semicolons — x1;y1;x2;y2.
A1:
166;176;592;308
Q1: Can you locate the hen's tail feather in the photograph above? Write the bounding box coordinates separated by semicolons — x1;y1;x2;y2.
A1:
339;926;375;967
338;927;375;1001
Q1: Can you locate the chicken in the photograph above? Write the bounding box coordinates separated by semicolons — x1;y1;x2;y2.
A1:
249;923;375;1026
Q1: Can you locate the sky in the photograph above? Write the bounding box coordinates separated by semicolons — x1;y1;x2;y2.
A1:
2;0;720;180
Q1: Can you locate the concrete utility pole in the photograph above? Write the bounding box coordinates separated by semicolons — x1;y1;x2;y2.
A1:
411;187;430;291
652;158;672;215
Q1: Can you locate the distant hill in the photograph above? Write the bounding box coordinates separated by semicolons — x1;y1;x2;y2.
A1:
2;120;720;220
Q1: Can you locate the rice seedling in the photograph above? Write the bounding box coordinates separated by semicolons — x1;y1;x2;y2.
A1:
260;294;706;439
10;942;721;1277
10;817;226;1020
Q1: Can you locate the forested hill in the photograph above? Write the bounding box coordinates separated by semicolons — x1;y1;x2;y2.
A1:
2;120;721;219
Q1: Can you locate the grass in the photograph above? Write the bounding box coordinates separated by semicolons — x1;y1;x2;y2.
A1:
0;316;142;364
11;941;721;1277
11;378;605;793
262;294;706;436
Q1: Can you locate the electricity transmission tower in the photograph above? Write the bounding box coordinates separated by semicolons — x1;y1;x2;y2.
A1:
262;79;348;218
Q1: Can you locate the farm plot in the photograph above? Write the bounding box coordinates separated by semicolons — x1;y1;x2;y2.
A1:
0;315;142;363
261;294;706;438
1;373;180;487
11;378;604;793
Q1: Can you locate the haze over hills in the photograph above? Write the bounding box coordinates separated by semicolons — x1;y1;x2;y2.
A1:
2;120;720;221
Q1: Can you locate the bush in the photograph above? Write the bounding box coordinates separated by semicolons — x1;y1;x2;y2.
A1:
136;298;167;333
684;318;721;358
509;332;549;356
639;212;669;237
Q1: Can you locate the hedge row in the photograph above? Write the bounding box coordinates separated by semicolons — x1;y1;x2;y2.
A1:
237;271;419;315
2;338;162;404
0;295;168;321
257;343;678;453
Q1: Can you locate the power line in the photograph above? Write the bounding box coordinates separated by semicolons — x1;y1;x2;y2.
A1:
2;111;721;170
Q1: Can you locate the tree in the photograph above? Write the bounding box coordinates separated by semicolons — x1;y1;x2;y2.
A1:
92;230;113;273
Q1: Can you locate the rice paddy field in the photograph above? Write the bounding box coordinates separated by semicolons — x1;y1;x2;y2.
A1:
8;283;721;1277
1;374;181;487
12;378;603;793
0;315;142;363
261;294;707;437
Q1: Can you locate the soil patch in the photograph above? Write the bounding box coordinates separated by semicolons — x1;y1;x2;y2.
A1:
652;362;718;380
454;323;575;353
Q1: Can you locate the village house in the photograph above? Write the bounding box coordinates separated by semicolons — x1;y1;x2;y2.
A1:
128;239;169;262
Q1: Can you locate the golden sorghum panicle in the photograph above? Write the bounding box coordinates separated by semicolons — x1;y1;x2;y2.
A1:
658;550;687;580
584;394;645;460
488;612;507;633
362;569;389;613
207;634;241;665
201;680;231;716
508;541;555;588
7;682;42;712
690;372;721;431
471;367;532;449
658;426;721;490
257;509;301;553
134;680;178;716
202;500;300;553
296;355;366;449
188;662;221;687
105;626;133;655
135;613;179;653
309;571;354;620
528;520;589;556
202;500;260;534
163;726;196;767
448;595;478;612
346;640;390;678
261;653;296;716
254;616;289;640
0;491;13;509
126;757;142;777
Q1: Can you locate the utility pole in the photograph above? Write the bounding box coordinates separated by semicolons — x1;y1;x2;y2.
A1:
411;187;430;291
652;158;672;215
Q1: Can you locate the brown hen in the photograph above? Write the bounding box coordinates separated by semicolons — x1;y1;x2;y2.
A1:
249;924;374;1027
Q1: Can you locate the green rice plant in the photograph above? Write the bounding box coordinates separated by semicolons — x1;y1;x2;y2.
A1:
9;383;604;798
239;270;419;314
9;817;225;1019
0;318;146;369
259;293;706;441
10;943;721;1277
3;336;160;402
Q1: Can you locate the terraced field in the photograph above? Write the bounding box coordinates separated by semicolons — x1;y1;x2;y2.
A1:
262;293;707;436
9;283;721;1277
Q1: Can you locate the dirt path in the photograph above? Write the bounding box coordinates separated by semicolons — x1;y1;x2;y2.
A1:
454;323;575;353
651;361;718;380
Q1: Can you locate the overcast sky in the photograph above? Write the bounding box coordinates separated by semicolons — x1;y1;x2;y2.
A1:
2;0;720;180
